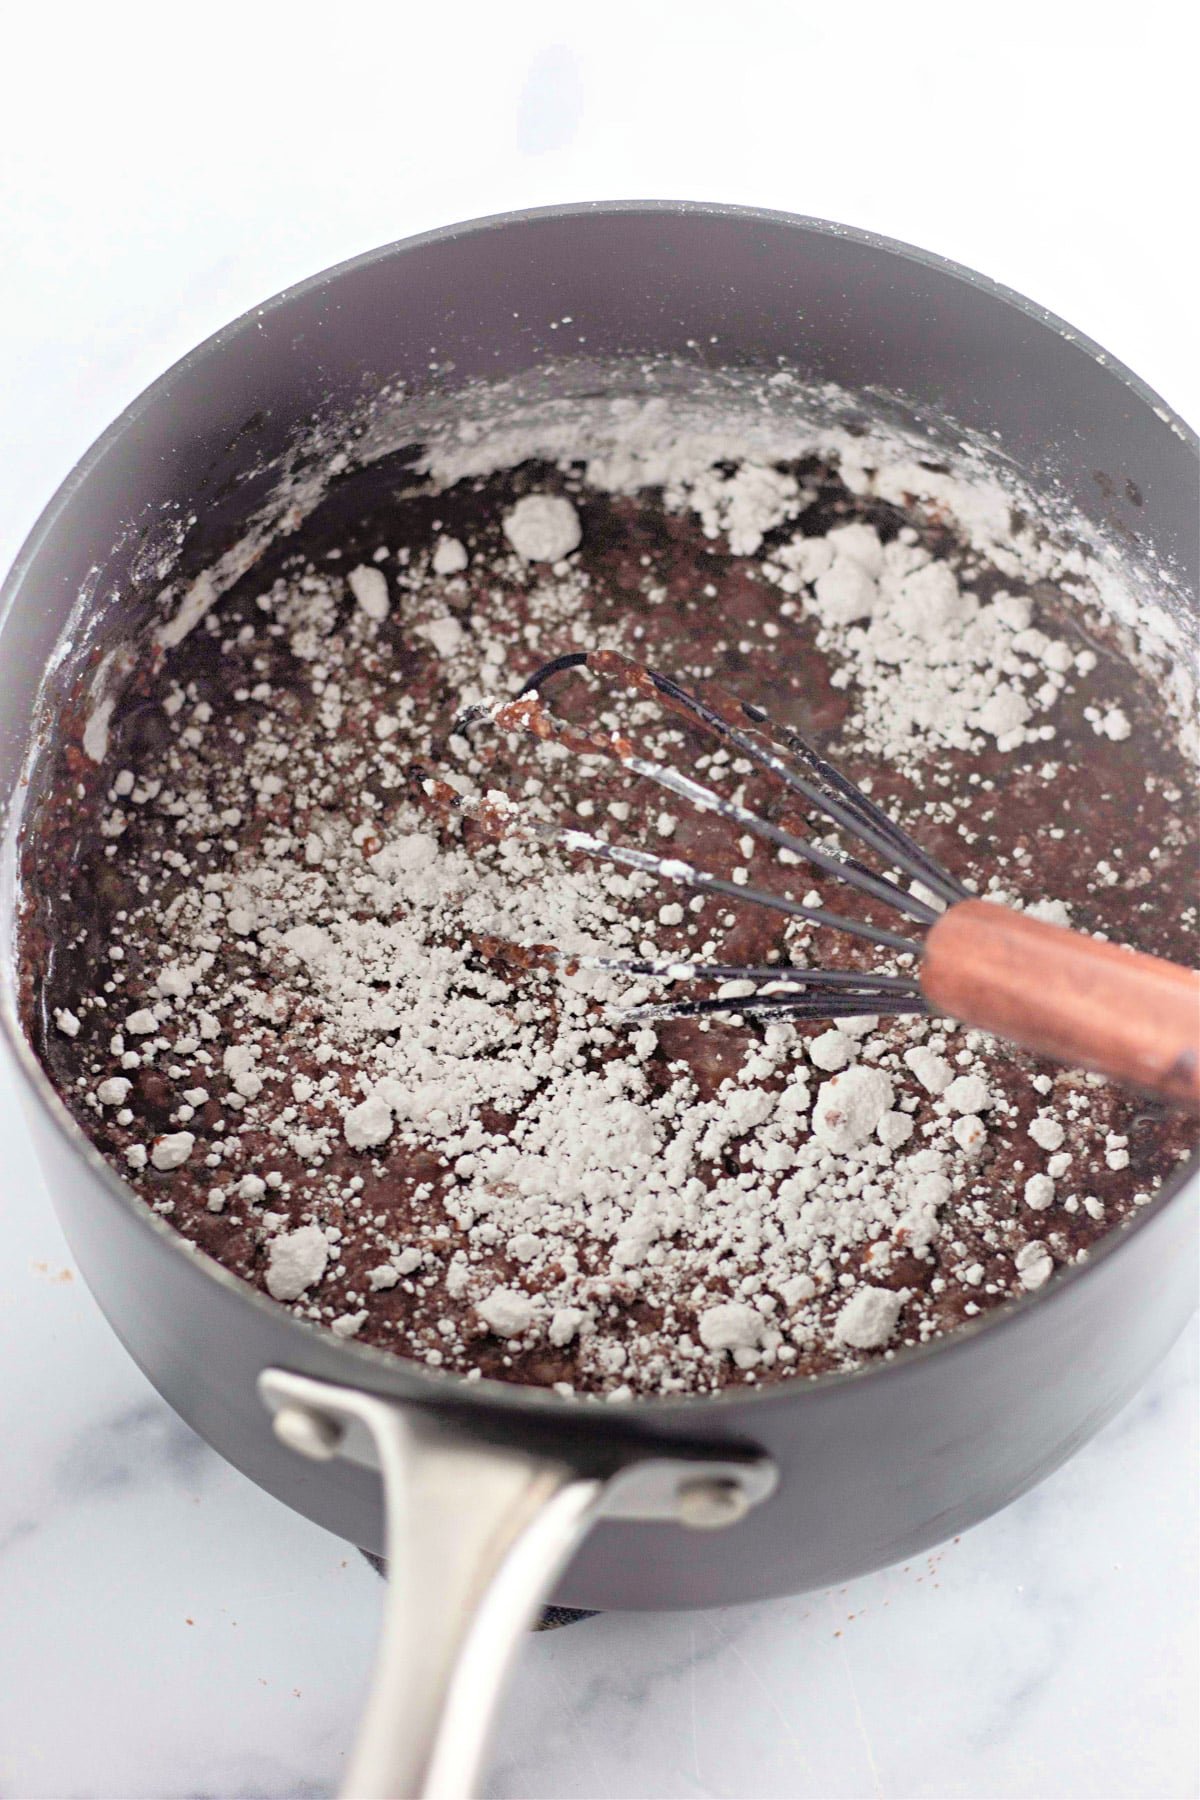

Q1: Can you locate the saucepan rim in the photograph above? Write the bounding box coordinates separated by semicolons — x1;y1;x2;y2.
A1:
1;198;1196;1424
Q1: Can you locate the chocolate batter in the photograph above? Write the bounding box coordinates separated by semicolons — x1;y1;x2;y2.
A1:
18;449;1197;1396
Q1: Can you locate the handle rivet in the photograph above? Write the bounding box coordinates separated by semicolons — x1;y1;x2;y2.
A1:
677;1476;749;1530
273;1401;344;1461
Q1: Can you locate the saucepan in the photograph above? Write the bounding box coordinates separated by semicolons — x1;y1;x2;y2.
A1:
0;203;1196;1799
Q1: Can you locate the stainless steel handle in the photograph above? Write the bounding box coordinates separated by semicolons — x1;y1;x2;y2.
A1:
260;1368;776;1800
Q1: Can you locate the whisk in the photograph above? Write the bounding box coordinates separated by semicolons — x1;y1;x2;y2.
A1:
451;649;1200;1111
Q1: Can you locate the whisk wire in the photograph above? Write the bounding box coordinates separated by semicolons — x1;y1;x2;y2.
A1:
738;696;971;905
575;957;923;992
641;664;966;908
550;824;925;956
620;752;940;925
628;992;930;1023
470;651;976;1023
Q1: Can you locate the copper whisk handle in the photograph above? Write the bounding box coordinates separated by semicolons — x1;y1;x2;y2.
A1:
922;900;1200;1111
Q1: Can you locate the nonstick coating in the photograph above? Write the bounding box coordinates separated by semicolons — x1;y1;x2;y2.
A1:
1;204;1196;1609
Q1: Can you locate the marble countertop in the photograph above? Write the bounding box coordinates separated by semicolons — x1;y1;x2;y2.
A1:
1;9;1196;1796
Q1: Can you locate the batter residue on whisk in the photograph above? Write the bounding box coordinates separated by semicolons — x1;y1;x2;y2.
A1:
20;446;1197;1396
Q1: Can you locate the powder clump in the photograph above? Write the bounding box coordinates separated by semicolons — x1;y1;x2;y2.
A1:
502;494;581;563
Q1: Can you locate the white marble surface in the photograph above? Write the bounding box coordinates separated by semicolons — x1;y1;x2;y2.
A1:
1;7;1196;1797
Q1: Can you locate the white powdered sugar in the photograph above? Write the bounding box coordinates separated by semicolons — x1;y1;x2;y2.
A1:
431;536;469;576
671;462;803;557
399;368;1194;772
1030;1112;1065;1151
265;1224;330;1301
502;494;582;563
834;1285;905;1350
943;1074;992;1115
811;1067;894;1152
698;1301;768;1354
347;565;391;622
1015;1240;1054;1290
763;529;1072;769
415;614;465;659
36;363;1196;1399
904;1047;954;1095
150;1131;194;1170
1024;1174;1055;1211
344;1093;394;1150
952;1114;987;1156
476;1287;536;1338
808;1029;853;1072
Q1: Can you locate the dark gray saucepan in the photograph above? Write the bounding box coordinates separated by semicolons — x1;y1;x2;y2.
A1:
1;203;1196;1800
